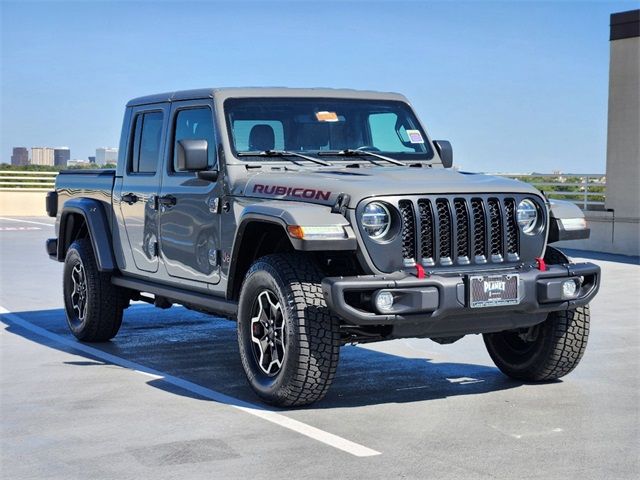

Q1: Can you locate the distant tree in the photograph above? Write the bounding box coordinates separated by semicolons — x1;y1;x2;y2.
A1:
0;163;62;172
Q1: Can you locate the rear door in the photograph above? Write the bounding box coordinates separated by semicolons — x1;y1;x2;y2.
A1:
157;99;222;284
118;104;168;273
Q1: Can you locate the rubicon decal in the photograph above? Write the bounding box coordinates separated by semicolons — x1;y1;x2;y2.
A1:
253;184;331;201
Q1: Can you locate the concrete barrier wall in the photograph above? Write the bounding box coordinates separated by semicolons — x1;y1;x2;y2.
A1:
0;191;48;216
555;211;639;257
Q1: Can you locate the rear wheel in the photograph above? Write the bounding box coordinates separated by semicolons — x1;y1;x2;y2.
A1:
483;306;590;381
237;254;340;407
63;238;127;342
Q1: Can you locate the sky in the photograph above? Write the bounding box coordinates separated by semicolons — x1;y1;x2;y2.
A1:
1;0;636;172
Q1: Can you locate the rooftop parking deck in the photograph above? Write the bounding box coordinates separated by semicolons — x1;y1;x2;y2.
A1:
1;216;638;479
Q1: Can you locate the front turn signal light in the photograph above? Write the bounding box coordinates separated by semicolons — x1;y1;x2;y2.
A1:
287;225;346;240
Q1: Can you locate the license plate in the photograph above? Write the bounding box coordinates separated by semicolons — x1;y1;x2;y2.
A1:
469;274;519;308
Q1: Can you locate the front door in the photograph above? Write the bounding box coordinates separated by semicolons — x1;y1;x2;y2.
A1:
118;105;168;273
158;100;221;284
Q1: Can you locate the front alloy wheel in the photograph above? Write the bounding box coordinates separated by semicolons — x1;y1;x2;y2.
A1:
250;290;286;376
237;253;340;407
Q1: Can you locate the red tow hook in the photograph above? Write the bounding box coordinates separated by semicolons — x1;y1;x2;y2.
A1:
415;264;426;279
536;257;547;271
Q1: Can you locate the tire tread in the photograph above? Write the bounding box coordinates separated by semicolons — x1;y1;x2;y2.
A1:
239;253;340;406
485;305;590;381
64;238;126;342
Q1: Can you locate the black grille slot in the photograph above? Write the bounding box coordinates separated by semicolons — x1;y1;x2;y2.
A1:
487;198;503;257
399;200;416;260
454;199;470;259
471;199;486;257
418;200;434;260
436;199;452;260
504;198;518;255
396;196;520;268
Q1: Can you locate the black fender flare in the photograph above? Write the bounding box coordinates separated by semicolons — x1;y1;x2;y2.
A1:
58;198;117;272
547;199;590;243
226;207;356;300
225;214;290;300
544;245;571;265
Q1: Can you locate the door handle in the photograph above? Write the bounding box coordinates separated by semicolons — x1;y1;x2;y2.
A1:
158;195;177;207
121;193;138;205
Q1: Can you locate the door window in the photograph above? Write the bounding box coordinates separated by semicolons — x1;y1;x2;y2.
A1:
130;111;164;174
172;107;216;170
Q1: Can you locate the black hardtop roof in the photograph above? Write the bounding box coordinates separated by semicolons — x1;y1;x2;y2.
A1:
126;87;408;107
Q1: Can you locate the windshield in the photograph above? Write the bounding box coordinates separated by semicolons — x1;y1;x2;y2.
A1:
224;98;434;161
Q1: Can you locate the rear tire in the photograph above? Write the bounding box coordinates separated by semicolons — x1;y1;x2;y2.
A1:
237;254;340;407
63;238;127;342
483;306;590;381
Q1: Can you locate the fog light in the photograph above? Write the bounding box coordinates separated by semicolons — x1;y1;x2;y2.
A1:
562;279;579;299
375;291;394;312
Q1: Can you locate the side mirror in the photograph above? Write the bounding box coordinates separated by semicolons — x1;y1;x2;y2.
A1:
433;140;453;168
177;139;208;171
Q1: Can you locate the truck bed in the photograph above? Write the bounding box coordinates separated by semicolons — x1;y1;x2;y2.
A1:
54;169;116;221
56;169;115;197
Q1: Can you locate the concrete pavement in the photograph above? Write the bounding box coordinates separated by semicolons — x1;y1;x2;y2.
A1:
1;216;639;479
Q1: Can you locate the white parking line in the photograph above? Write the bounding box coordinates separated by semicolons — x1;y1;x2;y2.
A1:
0;305;380;458
0;226;41;231
0;217;55;227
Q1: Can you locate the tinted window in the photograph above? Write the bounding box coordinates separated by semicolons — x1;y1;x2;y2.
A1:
173;107;216;170
232;120;284;151
130;111;163;174
225;98;433;161
130;115;143;172
368;112;414;152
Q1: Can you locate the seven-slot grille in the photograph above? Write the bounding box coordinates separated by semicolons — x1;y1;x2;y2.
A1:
399;197;519;267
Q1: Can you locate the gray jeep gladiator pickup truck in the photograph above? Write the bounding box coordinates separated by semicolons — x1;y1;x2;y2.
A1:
46;87;600;406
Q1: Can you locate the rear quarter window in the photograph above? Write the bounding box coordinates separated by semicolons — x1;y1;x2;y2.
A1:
129;111;164;174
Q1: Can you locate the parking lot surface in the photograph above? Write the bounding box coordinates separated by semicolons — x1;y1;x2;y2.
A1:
1;216;639;479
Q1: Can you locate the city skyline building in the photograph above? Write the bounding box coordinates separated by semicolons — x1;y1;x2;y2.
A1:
95;147;118;166
11;147;29;166
31;147;55;166
54;147;71;167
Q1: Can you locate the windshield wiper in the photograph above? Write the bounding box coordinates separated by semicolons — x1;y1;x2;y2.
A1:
237;150;331;166
317;149;407;166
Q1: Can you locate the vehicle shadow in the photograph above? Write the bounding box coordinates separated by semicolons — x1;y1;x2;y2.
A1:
561;247;639;265
1;304;524;410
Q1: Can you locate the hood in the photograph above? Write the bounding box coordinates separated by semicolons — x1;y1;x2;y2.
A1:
236;166;543;207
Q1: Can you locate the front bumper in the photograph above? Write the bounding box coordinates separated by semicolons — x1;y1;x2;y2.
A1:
322;262;600;337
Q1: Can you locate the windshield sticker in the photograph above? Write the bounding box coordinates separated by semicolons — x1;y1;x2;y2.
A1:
406;129;424;144
315;111;339;122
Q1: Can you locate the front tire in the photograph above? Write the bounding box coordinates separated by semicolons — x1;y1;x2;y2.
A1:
63;238;127;342
237;254;340;407
483;306;590;381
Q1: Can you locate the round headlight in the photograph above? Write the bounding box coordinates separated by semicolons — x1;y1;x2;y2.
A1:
361;202;391;239
517;199;539;235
